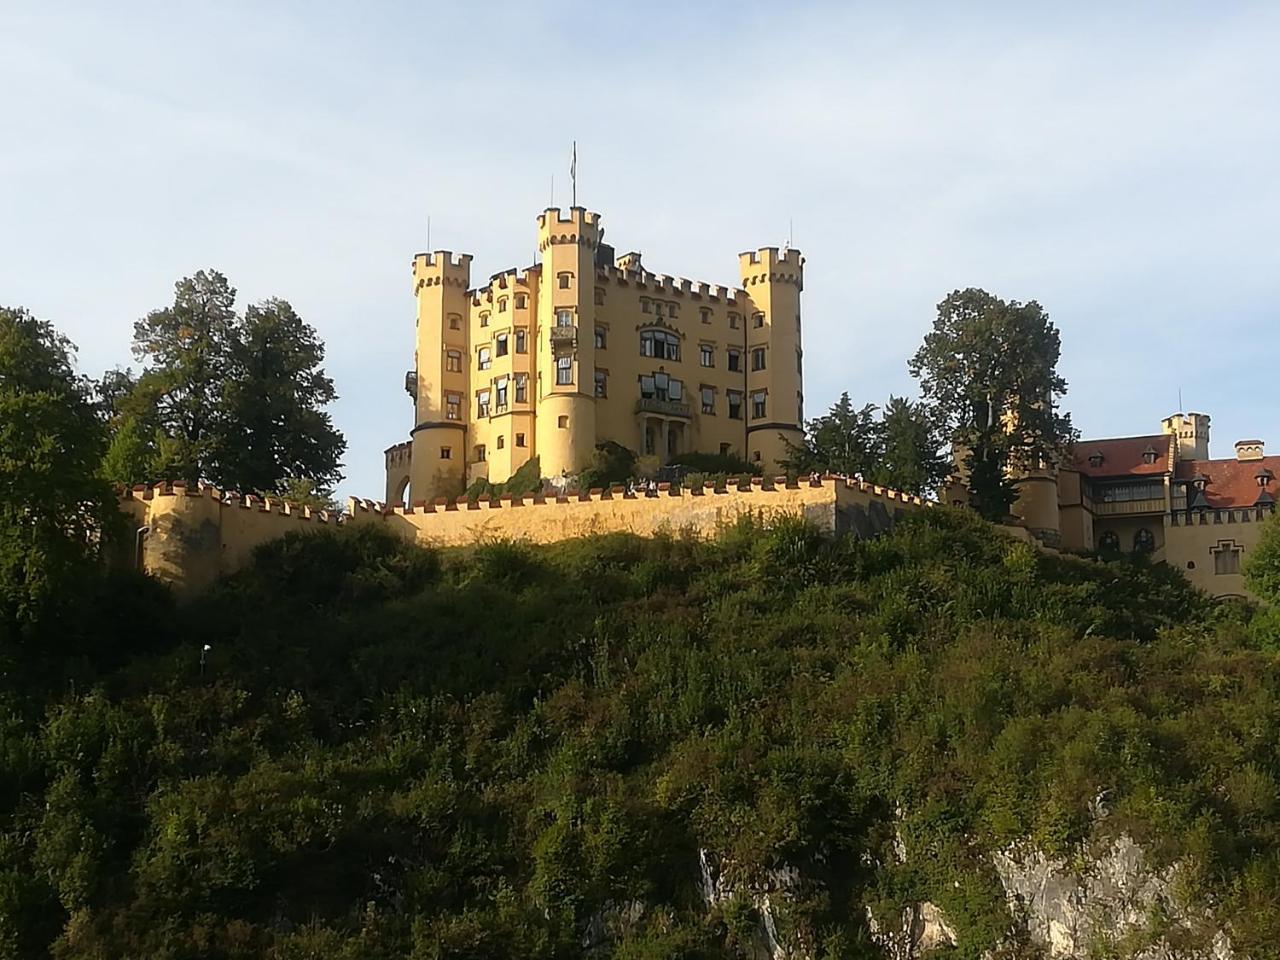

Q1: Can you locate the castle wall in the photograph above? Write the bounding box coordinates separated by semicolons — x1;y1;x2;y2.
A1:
1164;507;1275;599
347;475;922;548
121;477;927;596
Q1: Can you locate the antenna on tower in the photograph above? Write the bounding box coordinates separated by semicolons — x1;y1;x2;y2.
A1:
1178;387;1184;414
571;141;578;208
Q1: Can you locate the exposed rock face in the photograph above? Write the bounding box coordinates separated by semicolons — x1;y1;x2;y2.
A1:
866;902;957;960
992;836;1236;960
698;848;808;960
581;899;646;954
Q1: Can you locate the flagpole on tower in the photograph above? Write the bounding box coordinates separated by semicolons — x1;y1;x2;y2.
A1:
571;141;577;208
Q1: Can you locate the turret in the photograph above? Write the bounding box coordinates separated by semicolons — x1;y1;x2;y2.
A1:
1161;411;1211;461
534;208;600;479
738;246;805;471
408;250;473;501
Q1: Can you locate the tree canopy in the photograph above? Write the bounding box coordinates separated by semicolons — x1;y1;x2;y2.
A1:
0;307;117;627
109;271;345;497
909;288;1076;519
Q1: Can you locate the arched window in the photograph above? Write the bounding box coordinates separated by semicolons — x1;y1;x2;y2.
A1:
1099;530;1120;553
514;293;528;309
1134;528;1155;553
498;297;508;313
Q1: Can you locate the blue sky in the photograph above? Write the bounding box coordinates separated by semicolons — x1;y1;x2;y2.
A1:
2;1;1277;498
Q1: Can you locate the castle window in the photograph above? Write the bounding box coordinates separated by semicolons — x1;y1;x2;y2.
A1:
480;312;490;328
446;350;462;373
515;293;528;309
594;370;607;398
753;313;764;329
1134;528;1155;553
515;328;528;353
475;444;486;462
700;307;712;324
497;435;505;450
719;443;731;456
640;329;680;361
667;303;678;318
641;298;651;314
751;347;766;371
558;272;573;289
477;347;491;370
440;446;451;459
727;349;742;372
476;390;491;418
496;333;509;357
751;391;767;419
1214;540;1242;575
595;326;607;349
558;415;569;429
728;312;740;329
701;386;715;415
640;372;683;402
1098;530;1120;553
556;309;574;327
515;373;528;403
700;344;714;368
495;377;509;411
448;313;462;330
595;287;605;306
556;354;573;385
752;450;762;463
445;393;462;421
498;297;508;313
516;433;526;447
727;390;743;420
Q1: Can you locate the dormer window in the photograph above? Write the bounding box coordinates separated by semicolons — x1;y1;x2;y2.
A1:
1142;446;1157;465
1088;453;1104;468
1258;468;1275;489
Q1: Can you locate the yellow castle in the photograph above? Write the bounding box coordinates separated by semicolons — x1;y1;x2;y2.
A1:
383;206;806;504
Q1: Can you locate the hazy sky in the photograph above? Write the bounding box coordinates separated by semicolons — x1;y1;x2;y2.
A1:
3;2;1277;497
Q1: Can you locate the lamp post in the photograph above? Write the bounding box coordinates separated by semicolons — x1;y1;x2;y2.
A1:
200;644;212;677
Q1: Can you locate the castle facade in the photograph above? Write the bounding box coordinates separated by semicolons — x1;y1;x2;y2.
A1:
384;207;805;504
1011;412;1277;598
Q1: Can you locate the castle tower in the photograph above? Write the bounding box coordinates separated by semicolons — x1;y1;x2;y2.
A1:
739;247;805;471
408;250;473;501
1161;411;1211;461
534;207;600;480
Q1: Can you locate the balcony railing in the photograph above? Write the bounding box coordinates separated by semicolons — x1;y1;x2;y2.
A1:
549;324;578;345
635;397;691;418
1091;497;1167;516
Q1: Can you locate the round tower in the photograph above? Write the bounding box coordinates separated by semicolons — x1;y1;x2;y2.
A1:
408;250;472;502
534;207;600;481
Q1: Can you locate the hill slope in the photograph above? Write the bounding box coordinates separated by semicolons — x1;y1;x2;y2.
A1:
2;511;1278;958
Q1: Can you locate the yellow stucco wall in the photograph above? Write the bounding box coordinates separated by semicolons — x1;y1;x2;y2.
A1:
1163;507;1274;599
122;477;927;596
389;206;807;503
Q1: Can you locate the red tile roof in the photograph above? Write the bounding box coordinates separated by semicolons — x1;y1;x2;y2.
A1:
1071;435;1172;478
1175;455;1280;508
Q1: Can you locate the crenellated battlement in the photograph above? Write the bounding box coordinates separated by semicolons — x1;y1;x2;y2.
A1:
738;247;804;288
412;250;473;291
537;206;603;251
384;441;412;470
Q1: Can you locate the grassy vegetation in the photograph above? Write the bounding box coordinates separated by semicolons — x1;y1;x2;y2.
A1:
1;510;1278;958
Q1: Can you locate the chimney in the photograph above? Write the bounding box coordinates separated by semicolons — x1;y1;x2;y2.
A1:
1235;440;1265;462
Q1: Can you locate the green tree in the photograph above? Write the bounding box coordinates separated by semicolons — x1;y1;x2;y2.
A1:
908;288;1076;520
1245;512;1280;604
0;308;117;625
123;272;345;496
867;396;949;497
783;393;882;477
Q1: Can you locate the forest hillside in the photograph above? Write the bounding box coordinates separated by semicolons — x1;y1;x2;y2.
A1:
2;510;1278;959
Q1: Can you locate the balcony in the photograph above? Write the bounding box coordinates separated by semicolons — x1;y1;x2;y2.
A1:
549;324;578;346
635;397;691;418
1091;497;1166;517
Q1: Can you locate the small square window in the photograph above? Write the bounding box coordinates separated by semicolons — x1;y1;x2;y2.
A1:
558;272;572;289
700;307;712;324
515;293;527;309
516;433;526;448
558;415;569;429
728;312;740;329
497;435;505;450
440;446;451;459
448;314;461;330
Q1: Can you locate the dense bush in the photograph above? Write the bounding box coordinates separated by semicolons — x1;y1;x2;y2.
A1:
1;513;1278;958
